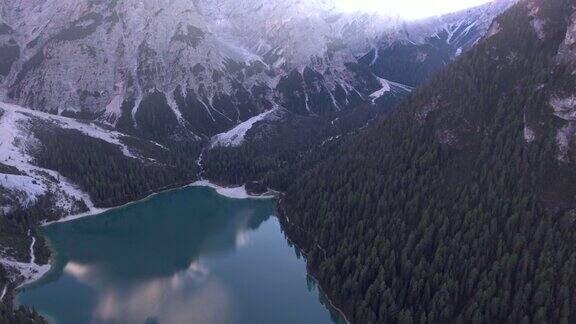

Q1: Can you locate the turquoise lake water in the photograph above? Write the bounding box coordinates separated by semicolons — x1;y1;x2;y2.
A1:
16;186;342;324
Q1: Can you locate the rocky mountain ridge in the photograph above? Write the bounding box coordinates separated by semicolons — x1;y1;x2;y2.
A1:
0;0;514;140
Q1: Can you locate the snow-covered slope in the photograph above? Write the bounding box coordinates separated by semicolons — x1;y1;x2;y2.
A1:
0;101;164;216
0;0;514;140
361;0;517;87
211;105;282;148
0;102;92;214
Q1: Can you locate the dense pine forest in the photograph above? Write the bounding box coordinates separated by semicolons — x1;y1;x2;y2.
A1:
203;105;390;191
280;0;576;323
29;120;201;208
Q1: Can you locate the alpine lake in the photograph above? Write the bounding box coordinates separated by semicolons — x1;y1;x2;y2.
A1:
16;186;343;324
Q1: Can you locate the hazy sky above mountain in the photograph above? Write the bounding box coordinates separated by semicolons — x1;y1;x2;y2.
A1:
334;0;493;20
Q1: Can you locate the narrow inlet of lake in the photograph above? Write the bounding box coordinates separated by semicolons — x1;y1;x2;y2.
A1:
16;186;343;324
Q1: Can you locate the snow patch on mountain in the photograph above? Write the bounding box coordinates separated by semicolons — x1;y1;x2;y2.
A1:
210;106;281;148
0;175;45;201
102;81;126;125
370;77;413;102
369;77;391;101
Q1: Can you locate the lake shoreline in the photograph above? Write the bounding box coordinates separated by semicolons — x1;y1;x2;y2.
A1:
15;183;342;323
284;237;353;324
190;180;277;200
276;201;353;324
43;179;276;226
16;179;276;292
19;178;349;324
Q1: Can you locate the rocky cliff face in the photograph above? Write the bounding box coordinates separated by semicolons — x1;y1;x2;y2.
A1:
551;3;576;163
0;0;514;139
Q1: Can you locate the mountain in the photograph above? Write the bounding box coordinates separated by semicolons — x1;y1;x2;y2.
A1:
280;0;576;322
0;1;515;220
359;0;516;87
0;0;513;139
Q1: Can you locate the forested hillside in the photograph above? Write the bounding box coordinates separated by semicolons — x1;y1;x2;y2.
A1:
203;105;389;191
280;0;576;322
30;120;201;208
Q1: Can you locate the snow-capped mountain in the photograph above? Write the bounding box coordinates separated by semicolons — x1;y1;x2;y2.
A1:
0;0;517;221
360;0;517;86
0;0;514;140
